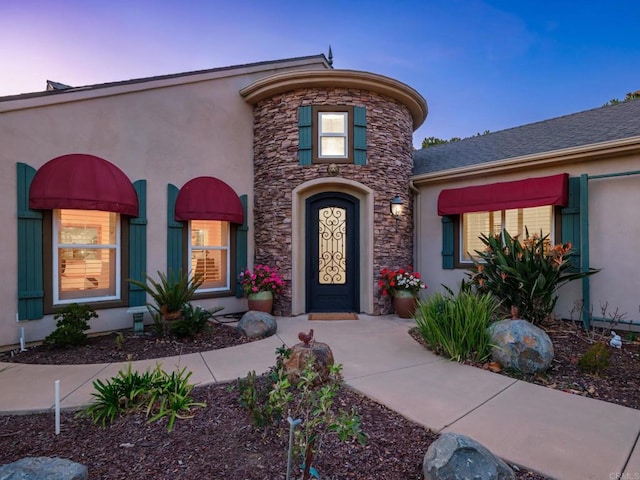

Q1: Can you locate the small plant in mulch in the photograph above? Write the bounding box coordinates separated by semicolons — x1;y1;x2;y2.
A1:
578;343;611;374
43;303;98;348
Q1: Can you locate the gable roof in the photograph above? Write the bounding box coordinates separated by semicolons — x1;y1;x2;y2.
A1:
0;54;330;103
413;99;640;175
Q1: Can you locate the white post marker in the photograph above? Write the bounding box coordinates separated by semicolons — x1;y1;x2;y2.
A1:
20;327;26;352
55;380;60;435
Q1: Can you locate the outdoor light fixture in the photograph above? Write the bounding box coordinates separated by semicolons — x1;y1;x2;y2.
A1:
390;195;403;232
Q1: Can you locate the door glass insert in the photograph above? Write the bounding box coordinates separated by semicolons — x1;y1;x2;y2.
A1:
318;206;346;284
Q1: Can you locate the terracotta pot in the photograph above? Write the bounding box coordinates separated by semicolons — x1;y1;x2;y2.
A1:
393;291;418;319
247;291;274;313
160;305;182;321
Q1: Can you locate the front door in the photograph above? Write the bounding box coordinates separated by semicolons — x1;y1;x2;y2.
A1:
306;192;359;312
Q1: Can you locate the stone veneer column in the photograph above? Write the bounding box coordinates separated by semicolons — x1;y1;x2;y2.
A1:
252;88;415;315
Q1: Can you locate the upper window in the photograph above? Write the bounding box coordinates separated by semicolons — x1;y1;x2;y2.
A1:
53;209;120;304
461;206;554;262
311;106;355;164
189;220;230;292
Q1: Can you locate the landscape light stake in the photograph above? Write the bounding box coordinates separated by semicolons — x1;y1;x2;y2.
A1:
286;416;302;480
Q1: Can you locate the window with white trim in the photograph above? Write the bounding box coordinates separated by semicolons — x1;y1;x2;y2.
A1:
318;111;348;158
461;205;554;262
54;209;120;303
189;220;230;292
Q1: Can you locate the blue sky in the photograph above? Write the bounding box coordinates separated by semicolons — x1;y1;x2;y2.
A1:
2;0;639;147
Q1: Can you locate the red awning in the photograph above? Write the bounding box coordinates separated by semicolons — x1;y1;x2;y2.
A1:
437;173;569;216
175;176;244;224
29;154;138;216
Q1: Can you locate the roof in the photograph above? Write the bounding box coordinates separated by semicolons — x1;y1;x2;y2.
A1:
413;99;640;175
0;54;330;103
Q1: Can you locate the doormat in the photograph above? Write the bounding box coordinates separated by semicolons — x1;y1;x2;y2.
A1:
308;313;358;321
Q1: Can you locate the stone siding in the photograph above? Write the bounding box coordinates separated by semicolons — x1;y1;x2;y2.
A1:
252;88;415;315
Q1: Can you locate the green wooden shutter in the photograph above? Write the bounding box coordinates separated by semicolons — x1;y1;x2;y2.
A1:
167;184;183;275
128;180;147;306
442;216;454;270
353;106;367;165
561;176;581;271
235;194;249;298
298;106;312;165
17;163;44;320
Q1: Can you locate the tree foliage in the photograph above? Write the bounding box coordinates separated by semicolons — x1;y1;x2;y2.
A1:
604;90;640;106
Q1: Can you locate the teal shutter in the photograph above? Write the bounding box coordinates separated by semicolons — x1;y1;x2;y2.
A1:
235;194;249;298
128;180;147;306
167;184;183;275
353;106;367;165
442;216;454;270
561;176;581;271
298;106;312;165
17;163;44;320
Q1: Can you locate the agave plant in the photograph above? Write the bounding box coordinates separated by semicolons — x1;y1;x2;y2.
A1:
128;270;203;320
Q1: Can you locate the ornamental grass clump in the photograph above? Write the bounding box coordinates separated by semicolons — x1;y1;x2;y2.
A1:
414;291;499;363
467;229;599;325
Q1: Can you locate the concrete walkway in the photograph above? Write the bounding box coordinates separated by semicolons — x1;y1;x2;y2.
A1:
1;314;639;479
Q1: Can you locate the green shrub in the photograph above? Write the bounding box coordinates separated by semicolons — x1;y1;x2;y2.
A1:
83;363;205;431
414;291;499;363
467;230;599;325
43;303;98;348
169;303;223;338
578;343;610;374
128;270;203;318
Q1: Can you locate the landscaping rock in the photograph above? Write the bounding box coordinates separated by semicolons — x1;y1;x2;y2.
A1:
488;319;554;374
0;457;88;480
423;432;515;480
236;311;277;338
283;341;335;385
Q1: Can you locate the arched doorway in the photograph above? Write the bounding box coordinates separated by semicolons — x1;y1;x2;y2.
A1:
305;192;360;312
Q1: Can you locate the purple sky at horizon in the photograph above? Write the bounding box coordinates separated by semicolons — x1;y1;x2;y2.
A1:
2;0;639;147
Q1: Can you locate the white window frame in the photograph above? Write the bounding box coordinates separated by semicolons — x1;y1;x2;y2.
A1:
189;221;231;293
52;210;121;305
318;111;348;158
459;206;555;263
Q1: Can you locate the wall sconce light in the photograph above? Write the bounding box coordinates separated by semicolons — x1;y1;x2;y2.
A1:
390;195;403;232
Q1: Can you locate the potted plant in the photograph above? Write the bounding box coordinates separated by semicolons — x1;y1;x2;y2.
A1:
238;264;284;313
378;267;427;318
128;270;203;321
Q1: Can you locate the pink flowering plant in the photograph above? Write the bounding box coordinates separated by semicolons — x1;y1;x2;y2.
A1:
239;264;284;296
378;267;427;296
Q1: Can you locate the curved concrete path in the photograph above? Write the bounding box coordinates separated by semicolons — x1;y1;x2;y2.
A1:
2;314;640;480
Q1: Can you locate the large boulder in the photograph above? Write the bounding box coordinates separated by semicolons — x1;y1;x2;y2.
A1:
488;319;554;374
0;457;88;480
283;341;335;385
423;433;515;480
236;311;277;338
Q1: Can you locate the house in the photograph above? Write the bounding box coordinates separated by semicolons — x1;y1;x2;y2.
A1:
412;99;640;327
0;53;427;347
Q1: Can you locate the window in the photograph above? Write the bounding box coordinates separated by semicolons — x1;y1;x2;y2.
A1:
318;112;348;158
461;206;554;262
53;209;120;303
189;220;230;292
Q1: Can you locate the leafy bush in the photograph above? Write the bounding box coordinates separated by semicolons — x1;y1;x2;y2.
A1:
43;303;98;348
578;343;611;374
467;230;599;325
128;270;203;318
237;348;366;480
83;363;205;431
169;303;223;338
414;291;499;362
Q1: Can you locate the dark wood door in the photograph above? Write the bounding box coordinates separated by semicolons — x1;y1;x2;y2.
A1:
306;192;359;312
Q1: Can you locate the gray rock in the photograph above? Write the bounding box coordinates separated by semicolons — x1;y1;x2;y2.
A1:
488;319;554;374
0;457;88;480
236;311;277;338
423;433;515;480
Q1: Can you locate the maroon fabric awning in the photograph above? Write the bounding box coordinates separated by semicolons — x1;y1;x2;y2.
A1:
29;154;138;216
437;173;569;216
175;176;244;224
